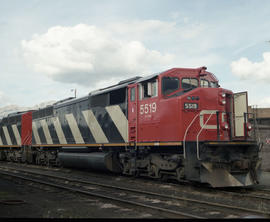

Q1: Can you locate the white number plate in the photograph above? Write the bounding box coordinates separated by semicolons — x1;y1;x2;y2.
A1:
184;103;198;109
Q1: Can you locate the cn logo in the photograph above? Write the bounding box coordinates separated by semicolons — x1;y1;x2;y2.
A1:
199;110;225;129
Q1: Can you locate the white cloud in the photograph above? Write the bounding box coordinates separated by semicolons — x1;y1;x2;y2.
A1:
21;20;226;90
256;97;270;108
0;101;55;119
231;52;270;81
21;23;174;87
0;91;11;107
21;20;216;88
106;19;205;45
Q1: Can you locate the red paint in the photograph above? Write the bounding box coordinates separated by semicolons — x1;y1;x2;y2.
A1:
128;67;234;143
21;111;32;145
128;84;138;142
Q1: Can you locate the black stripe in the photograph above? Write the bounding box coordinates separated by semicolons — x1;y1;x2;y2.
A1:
0;127;7;145
31;122;38;145
119;102;128;117
32;132;36;145
7;125;17;145
77;109;95;144
58;114;76;144
93;107;124;143
35;120;47;144
47;118;60;144
17;124;21;138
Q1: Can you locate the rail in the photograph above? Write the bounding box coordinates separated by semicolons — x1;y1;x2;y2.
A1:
0;164;269;218
0;166;203;218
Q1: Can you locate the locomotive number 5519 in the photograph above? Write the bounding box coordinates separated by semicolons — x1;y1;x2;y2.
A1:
140;102;157;115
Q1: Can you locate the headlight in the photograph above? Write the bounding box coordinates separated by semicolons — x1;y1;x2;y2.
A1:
219;99;226;105
246;123;252;131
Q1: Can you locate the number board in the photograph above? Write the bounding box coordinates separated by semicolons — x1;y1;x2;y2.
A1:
184;103;198;110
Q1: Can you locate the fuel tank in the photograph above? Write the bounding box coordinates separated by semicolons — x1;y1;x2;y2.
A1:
58;151;122;173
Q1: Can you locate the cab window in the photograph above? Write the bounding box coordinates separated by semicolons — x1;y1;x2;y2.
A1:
139;79;158;100
130;87;135;102
182;78;198;90
210;81;218;88
200;79;210;88
162;76;179;95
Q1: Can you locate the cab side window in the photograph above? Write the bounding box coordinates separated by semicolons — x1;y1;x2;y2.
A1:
182;78;198;90
210;81;218;88
130;87;136;102
162;76;179;95
200;79;210;88
139;79;158;100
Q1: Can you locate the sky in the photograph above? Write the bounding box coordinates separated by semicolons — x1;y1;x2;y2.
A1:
1;0;270;109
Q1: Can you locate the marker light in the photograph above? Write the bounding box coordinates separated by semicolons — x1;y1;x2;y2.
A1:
246;123;252;131
221;92;226;98
219;99;226;105
222;122;229;130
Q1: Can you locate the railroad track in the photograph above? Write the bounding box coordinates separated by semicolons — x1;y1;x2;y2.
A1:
0;166;201;219
217;187;270;201
0;165;268;218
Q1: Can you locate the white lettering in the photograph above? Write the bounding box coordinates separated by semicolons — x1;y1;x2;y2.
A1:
140;102;157;115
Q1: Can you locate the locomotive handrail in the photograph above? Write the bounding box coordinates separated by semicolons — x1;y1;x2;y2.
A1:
183;112;201;159
196;111;216;160
246;112;260;143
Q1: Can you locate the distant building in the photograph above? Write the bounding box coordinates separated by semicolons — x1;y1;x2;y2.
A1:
248;106;270;171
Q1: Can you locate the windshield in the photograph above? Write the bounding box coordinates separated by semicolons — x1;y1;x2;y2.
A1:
162;76;180;95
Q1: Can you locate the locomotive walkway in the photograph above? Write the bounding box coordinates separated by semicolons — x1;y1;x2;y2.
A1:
0;162;270;218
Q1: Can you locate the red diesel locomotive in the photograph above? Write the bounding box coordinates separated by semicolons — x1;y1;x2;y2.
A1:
0;67;261;187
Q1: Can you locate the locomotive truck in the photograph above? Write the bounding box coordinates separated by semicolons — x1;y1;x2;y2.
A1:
0;67;262;187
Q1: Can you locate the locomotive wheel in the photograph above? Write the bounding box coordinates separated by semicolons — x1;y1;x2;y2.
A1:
161;174;168;182
35;154;41;165
27;154;33;164
44;155;50;166
148;164;161;178
0;151;7;161
54;157;61;167
176;167;185;181
131;169;140;177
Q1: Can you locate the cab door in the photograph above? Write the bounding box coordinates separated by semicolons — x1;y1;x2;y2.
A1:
233;91;248;137
128;84;138;142
137;79;160;141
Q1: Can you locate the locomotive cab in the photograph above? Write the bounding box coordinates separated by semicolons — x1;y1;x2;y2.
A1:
126;67;261;187
178;67;261;187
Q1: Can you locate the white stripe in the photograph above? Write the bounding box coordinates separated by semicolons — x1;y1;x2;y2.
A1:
65;113;84;144
53;117;67;144
32;122;41;144
199;110;217;130
40;119;53;144
106;105;128;142
0;133;3;145
82;110;109;143
3;126;12;145
12;124;21;145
